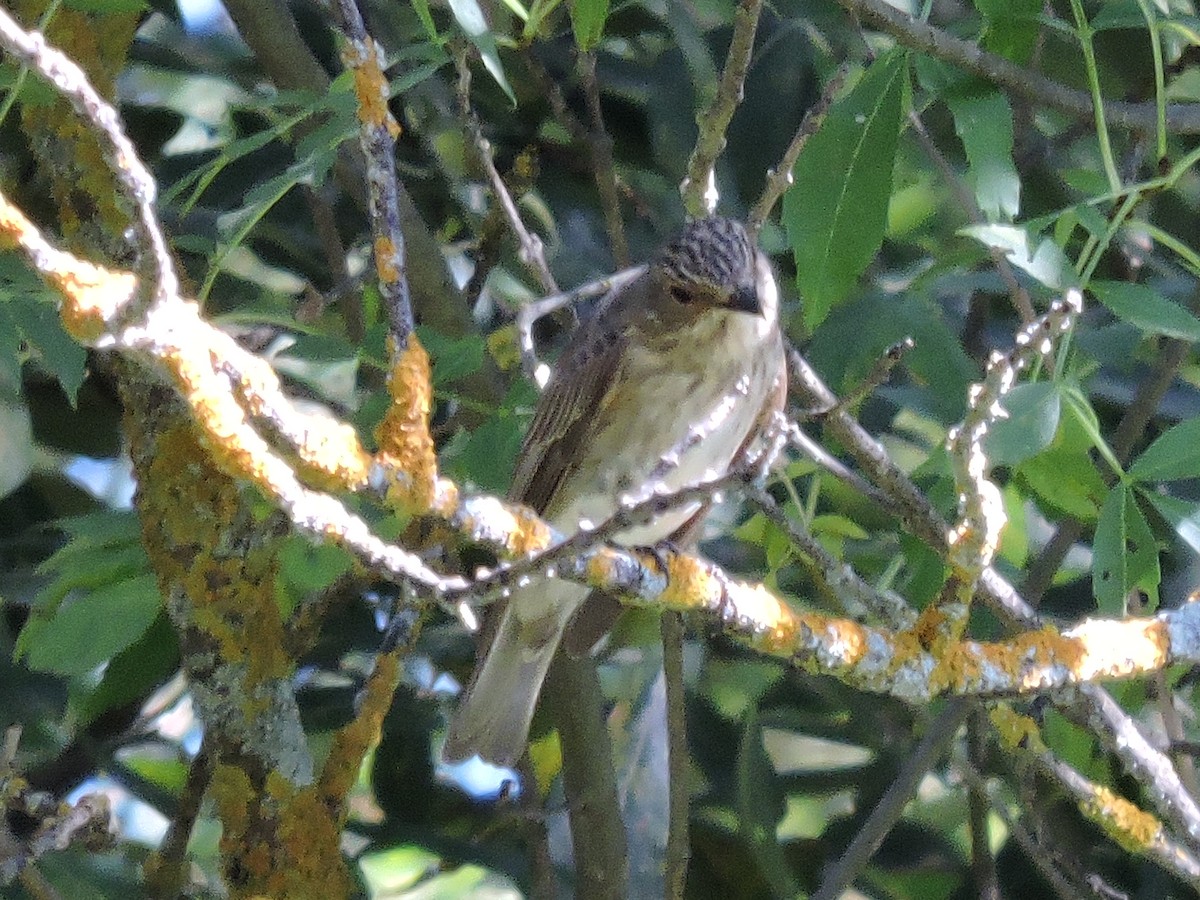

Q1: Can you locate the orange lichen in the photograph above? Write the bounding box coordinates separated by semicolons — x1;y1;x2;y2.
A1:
14;2;139;243
320;649;403;812
346;40;397;135
659;552;718;611
1084;786;1163;852
374;336;441;513
989;704;1043;752
374;235;399;283
210;764;253;841
912;602;950;651
932;626;1082;695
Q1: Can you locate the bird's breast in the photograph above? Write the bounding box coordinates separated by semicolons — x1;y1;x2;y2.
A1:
550;310;781;545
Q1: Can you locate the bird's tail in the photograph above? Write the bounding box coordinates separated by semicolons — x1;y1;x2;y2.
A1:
442;581;584;766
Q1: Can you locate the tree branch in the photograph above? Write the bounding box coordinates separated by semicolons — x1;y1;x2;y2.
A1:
681;0;764;217
836;0;1200;134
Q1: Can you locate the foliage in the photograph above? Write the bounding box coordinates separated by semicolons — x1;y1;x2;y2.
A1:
2;0;1200;897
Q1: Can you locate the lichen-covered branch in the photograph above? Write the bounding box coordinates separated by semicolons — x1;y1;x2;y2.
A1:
992;706;1200;884
332;0;413;346
10;195;1200;732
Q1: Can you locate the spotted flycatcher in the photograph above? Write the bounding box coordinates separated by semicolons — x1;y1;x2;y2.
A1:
443;217;786;765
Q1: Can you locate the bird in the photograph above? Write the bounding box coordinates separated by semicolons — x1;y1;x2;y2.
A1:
442;216;787;767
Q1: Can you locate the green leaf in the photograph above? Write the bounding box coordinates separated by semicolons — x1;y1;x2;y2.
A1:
19;573;162;677
62;0;148;13
961;224;1075;290
447;0;517;105
975;0;1042;62
78;613;179;725
1092;484;1160;616
570;0;609;50
1090;281;1200;341
1139;491;1200;556
417;327;486;386
946;90;1019;221
785;50;909;329
1015;447;1105;522
5;295;86;403
1129;418;1200;482
983;381;1061;465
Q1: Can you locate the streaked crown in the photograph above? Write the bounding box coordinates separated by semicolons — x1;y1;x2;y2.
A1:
659;217;757;290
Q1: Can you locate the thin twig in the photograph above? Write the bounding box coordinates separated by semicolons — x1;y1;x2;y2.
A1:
578;51;630;268
813;700;975;900
748;65;848;237
958;764;1085;900
967;714;1000;900
681;0;765;217
333;0;413;345
146;741;215;899
516;265;646;386
745;484;916;628
804;337;916;419
455;48;558;294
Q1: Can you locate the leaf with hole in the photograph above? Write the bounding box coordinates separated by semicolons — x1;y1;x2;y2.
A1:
1092;483;1160;616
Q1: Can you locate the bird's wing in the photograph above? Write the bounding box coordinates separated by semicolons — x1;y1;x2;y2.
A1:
507;280;641;515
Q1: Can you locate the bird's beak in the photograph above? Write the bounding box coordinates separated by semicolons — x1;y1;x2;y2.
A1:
728;285;762;316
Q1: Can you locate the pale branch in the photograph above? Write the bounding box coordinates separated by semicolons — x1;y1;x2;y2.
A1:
747;64;847;237
813;700;975;900
9;8;1200;861
836;0;1200;134
0;195;462;596
16;188;1200;751
787;424;889;505
0;6;175;306
332;0;414;345
515;264;646;386
936;293;1081;642
448;468;752;606
454;48;558;295
681;0;765;217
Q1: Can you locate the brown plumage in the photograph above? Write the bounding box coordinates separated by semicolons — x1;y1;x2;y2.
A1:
443;217;787;766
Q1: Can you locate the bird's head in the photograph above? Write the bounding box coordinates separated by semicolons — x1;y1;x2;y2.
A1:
654;217;772;319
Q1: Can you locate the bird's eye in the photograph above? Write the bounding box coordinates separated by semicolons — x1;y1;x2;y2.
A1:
669;285;694;304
